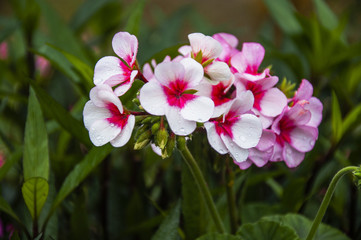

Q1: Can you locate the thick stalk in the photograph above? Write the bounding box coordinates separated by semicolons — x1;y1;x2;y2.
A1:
306;166;359;240
178;138;225;233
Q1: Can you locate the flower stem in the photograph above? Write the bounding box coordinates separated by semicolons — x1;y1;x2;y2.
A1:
306;166;359;240
177;137;226;233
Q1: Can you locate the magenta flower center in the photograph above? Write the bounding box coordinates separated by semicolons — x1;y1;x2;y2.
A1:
211;82;232;106
246;81;265;111
213;112;238;138
163;80;196;108
276;116;294;147
106;103;129;129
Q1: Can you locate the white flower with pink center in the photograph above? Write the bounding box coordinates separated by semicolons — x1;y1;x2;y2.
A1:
204;91;263;163
139;58;214;136
271;102;320;168
83;84;135;147
93;32;138;96
178;33;232;85
212;33;240;72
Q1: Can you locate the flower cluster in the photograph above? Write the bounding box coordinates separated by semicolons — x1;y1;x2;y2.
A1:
83;31;323;168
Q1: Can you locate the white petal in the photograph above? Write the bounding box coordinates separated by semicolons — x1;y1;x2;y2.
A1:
90;85;123;112
94;56;126;85
112;32;138;64
230;90;254;115
212;102;233;118
181;96;214;122
204;122;228;154
110;115;135;147
88;119;121;146
113;70;138;96
178;45;192;56
166;107;196;136
259;88;287;117
83;101;111;130
154;61;185;86
231;114;262;149
180;58;204;87
188;33;222;59
282;143;305;168
221;135;249;163
289;125;318;152
205;61;231;84
139;81;167;115
305;97;323;128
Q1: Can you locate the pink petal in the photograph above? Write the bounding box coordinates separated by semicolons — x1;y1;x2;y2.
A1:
154;62;185;87
253;76;279;90
294;79;313;102
110;115;135;147
88;119;121;146
112;32;138;65
165;107;196;136
231;114;262;149
221;135;249;163
259;88;287;117
90;85;123;111
231;52;247;73
305;97;323;128
113;70;138;96
234;159;253;170
180;96;214;122
213;33;238;48
289;125;318;152
204;61;232;84
93;56;127;86
188;33;222;60
180;58;204;87
257;130;276;151
139;81;167;115
282;143;305;168
286;103;311;125
83;101;111;130
241;42;265;73
230;90;254;115
204;122;228;154
142;63;155;82
248;148;272;167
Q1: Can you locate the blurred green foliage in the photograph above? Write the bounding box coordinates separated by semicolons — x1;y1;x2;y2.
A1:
0;0;361;239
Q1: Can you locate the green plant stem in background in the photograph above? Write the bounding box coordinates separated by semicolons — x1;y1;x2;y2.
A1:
178;138;226;233
306;166;359;240
225;157;238;234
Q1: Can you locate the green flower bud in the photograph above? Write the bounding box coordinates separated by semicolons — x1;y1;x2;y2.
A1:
134;125;149;139
162;134;176;158
156;127;169;149
134;130;151;150
132;97;140;106
151;123;160;134
279;77;296;98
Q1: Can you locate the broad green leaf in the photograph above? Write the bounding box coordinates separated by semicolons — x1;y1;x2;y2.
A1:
241;203;282;225
331;91;342;143
47;144;112;219
0;148;22;181
0;196;21;223
196;233;241;240
30;82;91;147
263;0;302;35
342;103;361;136
151;201;181;240
23;88;49;181
22;177;49;219
263;214;350;240
313;0;338;30
124;0;146;36
281;178;307;212
237;219;300;240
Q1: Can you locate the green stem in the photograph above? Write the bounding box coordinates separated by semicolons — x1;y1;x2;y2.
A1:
225;157;238;234
178;138;226;233
306;166;359;240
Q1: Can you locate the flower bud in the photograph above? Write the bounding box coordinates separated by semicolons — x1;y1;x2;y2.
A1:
151;122;160;134
162;134;176;158
134;130;151;150
155;127;169;149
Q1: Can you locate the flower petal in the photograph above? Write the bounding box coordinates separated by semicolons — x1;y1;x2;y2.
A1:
294;79;313;102
112;32;138;65
248;148;272;167
234;159;253;170
113;70;138;96
181;96;214;122
213;33;238;48
221;135;249;163
88;119;121;146
90;85;123;111
231;114;262;149
188;33;222;60
282;143;305;168
305;97;323;128
139;81;167;115
259;88;287;117
289;125;318;152
204;61;232;84
204;122;228;154
257;130;276;151
230;90;254;115
166;107;196;136
154;61;185;86
83;101;111;130
241;42;265;73
180;58;204;87
178;45;192;57
110;115;135;147
94;56;126;86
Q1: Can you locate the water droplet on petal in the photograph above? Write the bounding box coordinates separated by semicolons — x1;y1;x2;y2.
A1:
309;140;315;146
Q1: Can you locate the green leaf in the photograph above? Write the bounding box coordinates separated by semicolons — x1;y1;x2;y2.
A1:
313;0;338;30
237;219;300;240
23;88;49;181
0;148;22;181
196;233;241;240
151;201;181;240
124;0;146;36
241;203;281;225
331;91;343;142
263;0;302;35
47;144;112;219
0;196;21;223
263;214;350;240
342;103;361;136
30;82;91;147
22;177;49;219
281;178;307;212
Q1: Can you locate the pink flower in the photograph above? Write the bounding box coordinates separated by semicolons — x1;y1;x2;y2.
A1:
0;152;4;168
0;42;8;60
204;91;263;163
212;33;240;70
271;101;320;168
94;32;138;96
139;58;214;136
179;33;232;85
36;56;51;78
83;84;135;147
